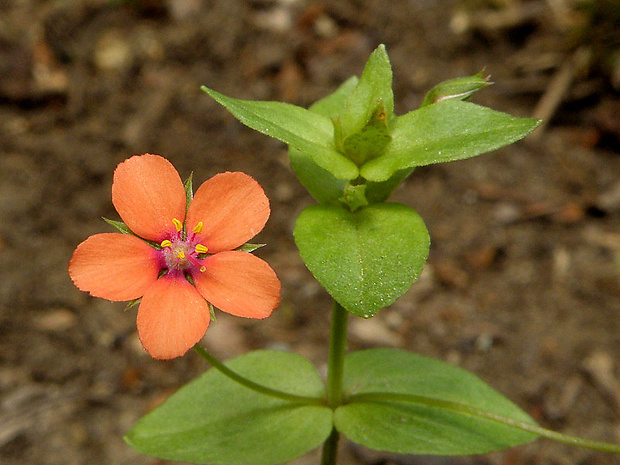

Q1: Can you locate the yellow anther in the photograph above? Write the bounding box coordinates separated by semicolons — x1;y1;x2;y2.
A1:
160;240;172;248
195;244;209;254
172;218;183;232
176;250;185;259
193;222;203;234
199;266;206;273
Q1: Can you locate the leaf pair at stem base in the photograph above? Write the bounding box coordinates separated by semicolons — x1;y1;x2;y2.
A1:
126;348;620;465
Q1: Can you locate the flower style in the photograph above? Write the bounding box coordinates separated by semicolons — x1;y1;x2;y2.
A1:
69;154;281;359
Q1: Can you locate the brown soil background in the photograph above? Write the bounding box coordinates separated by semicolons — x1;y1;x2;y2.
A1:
0;1;619;464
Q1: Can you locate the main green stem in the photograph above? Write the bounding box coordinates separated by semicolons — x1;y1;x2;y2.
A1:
320;301;349;465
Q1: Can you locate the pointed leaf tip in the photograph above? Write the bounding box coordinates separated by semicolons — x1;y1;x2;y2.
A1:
201;85;359;181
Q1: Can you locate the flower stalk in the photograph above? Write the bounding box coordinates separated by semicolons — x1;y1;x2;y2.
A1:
192;345;324;405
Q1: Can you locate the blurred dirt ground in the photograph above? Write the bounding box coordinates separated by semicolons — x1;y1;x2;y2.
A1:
0;0;619;464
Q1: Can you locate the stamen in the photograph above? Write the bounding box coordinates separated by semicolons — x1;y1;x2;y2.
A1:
176;250;186;259
193;222;203;234
160;240;172;248
172;218;183;231
185;253;206;272
195;244;209;254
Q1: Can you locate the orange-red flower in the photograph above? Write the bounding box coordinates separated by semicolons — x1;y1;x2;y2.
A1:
69;154;281;359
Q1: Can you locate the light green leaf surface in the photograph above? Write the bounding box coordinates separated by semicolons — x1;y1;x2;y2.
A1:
339;44;394;138
335;349;538;455
309;76;359;118
361;100;541;182
289;146;347;205
202;86;358;180
125;350;332;465
287;79;359;204
293;203;430;318
364;167;414;203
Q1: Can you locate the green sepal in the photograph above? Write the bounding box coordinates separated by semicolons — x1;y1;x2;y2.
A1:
335;349;538;455
103;217;162;249
293;203;430;318
201;86;358;181
208;301;216;321
183;172;193;211
342;100;391;167
361;100;542;182
125;350;332;465
124;298;141;311
103;217;132;235
421;73;492;107
236;243;266;253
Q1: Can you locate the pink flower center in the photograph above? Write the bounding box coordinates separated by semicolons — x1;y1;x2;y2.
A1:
159;219;208;276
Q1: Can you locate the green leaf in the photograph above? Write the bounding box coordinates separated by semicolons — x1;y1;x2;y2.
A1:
125;350;332;465
339;44;394;139
421;73;491;107
309;76;359;118
360;100;542;182
289;146;348;205
293;203;430;318
364;167;414;204
287;78;360;205
201;86;358;181
335;349;538;455
290;76;399;205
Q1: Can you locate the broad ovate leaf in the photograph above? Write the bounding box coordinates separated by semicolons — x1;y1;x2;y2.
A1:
126;350;332;465
293;203;430;318
335;349;538;455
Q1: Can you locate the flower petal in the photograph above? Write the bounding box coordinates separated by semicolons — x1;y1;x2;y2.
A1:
193;251;280;319
137;275;210;359
185;172;270;253
112;154;186;242
69;233;160;301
